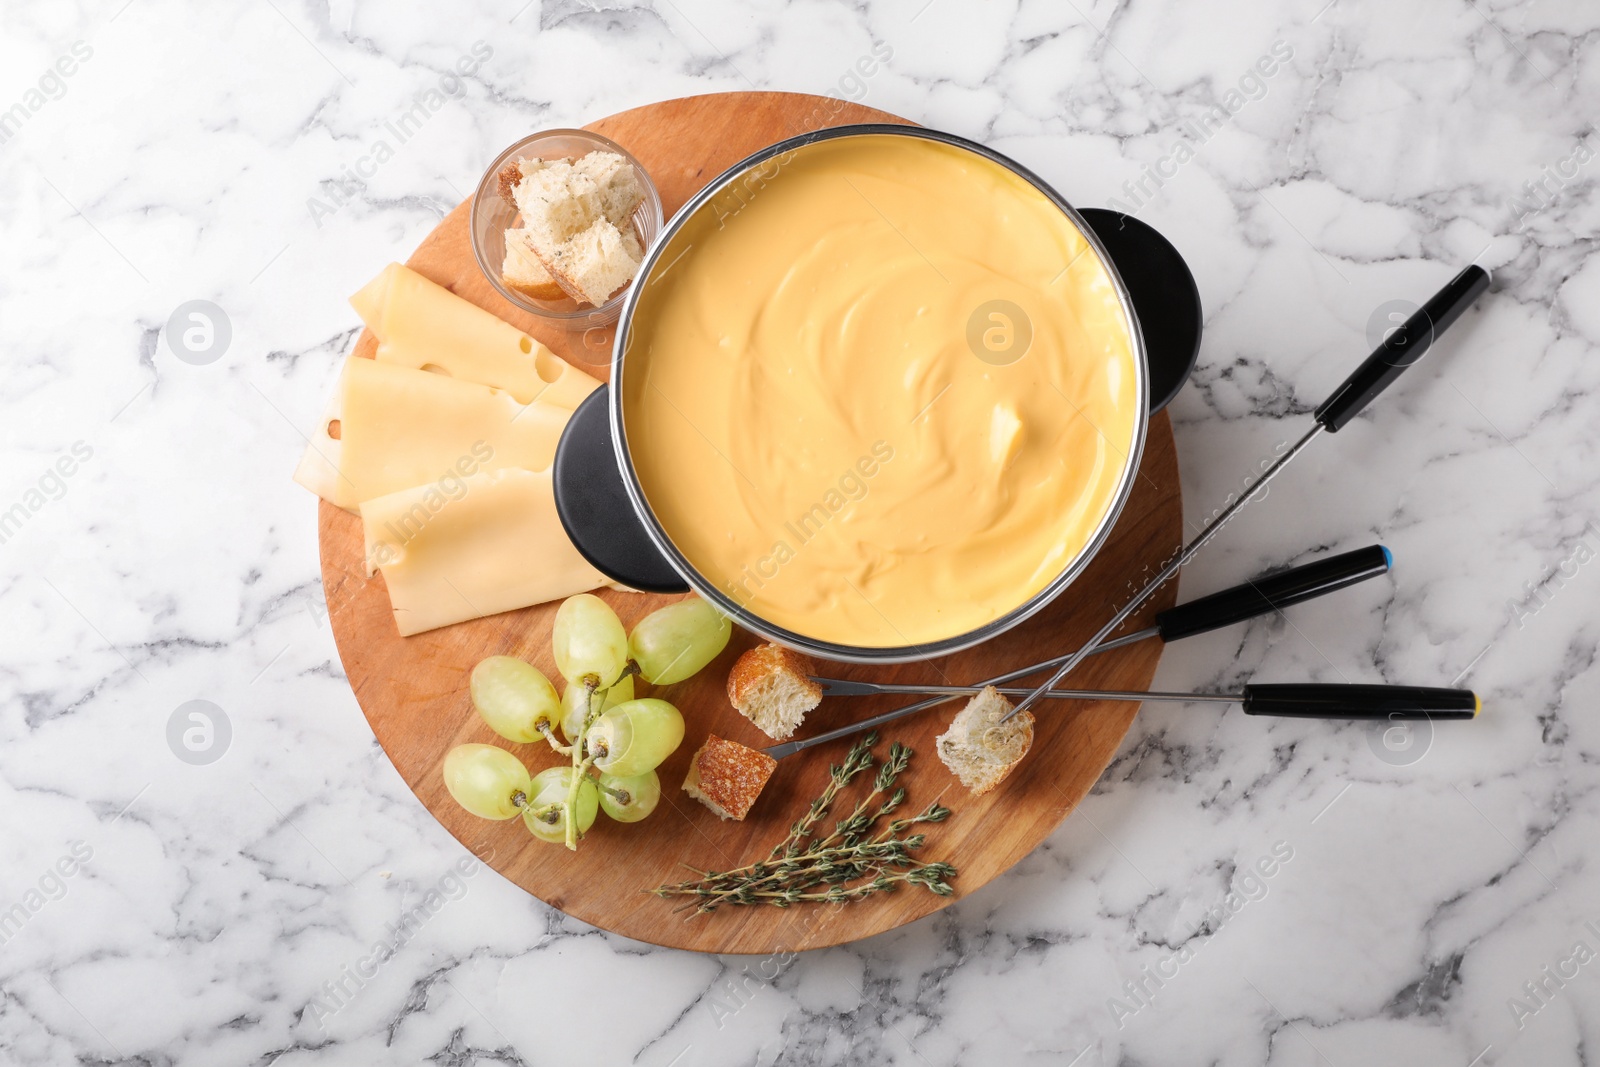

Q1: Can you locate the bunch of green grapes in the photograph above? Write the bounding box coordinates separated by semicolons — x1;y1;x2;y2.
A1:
443;593;730;850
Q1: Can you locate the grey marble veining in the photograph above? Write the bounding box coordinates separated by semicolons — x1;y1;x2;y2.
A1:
1;0;1597;1064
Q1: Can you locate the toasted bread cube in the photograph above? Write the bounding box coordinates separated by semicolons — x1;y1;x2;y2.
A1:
936;686;1034;796
726;643;822;741
683;735;777;820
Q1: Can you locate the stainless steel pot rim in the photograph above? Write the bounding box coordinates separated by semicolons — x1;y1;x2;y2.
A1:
608;123;1151;664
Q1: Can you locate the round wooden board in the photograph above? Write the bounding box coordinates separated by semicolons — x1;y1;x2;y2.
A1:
319;91;1183;953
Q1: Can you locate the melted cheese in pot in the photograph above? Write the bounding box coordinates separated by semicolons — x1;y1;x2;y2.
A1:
622;135;1140;648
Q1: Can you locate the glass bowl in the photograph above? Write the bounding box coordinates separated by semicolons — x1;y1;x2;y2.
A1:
469;129;664;330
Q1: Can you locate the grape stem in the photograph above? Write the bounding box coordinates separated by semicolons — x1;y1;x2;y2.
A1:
564;668;634;851
536;721;573;756
564;756;595;850
523;801;562;825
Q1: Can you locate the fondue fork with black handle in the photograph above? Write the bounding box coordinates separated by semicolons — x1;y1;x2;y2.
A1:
813;682;1479;718
777;676;1479;760
1000;263;1492;722
772;544;1392;758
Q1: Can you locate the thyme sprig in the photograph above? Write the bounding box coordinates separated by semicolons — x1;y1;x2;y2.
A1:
653;735;956;914
771;733;878;860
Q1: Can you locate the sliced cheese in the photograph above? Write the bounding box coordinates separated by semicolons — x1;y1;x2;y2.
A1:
293;359;357;505
360;468;606;636
351;262;602;408
293;358;569;510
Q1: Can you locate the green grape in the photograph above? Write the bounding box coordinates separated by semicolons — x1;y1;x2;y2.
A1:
598;769;660;823
586;698;685;777
442;744;532;820
470;656;561;743
628;596;733;685
552;594;629;685
560;675;635;744
522;766;600;844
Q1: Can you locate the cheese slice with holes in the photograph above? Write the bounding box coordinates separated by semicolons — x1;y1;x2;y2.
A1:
360;468;605;636
293;358;569;510
351;263;602;408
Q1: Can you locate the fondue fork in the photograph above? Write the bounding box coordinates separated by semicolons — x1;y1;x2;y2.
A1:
1001;264;1492;722
811;545;1387;698
765;681;1478;759
811;682;1477;718
778;545;1390;758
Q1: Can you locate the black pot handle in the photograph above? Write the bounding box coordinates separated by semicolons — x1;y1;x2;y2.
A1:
1078;208;1202;415
551;386;688;593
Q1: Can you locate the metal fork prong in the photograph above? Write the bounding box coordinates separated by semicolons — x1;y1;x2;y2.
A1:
809;677;883;697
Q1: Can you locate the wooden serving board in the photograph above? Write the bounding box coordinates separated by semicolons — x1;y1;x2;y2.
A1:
319;91;1183;953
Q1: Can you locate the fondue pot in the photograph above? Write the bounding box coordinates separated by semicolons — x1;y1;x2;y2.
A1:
552;124;1202;664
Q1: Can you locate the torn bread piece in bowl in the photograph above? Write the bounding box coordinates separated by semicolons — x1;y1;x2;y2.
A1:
470;129;663;327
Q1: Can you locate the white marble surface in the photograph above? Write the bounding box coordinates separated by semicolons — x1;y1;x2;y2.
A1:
2;0;1597;1063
